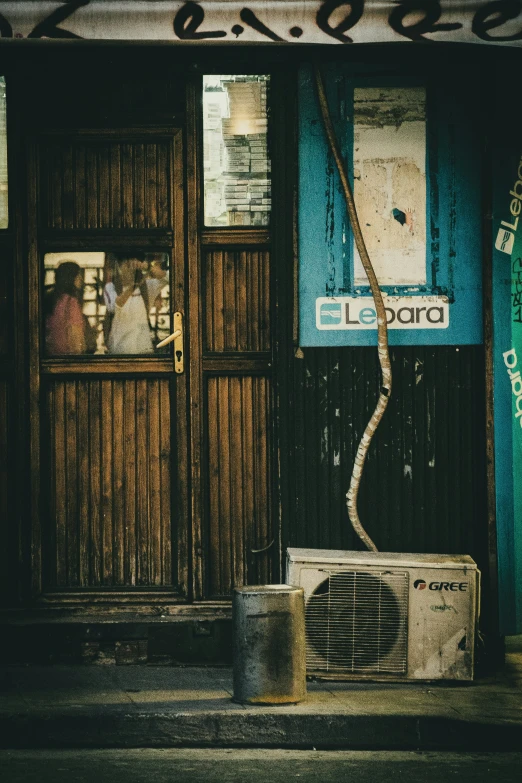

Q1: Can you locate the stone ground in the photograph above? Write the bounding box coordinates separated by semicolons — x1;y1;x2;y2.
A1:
0;636;520;751
2;749;522;783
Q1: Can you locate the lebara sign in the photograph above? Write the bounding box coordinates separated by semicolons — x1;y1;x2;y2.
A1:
493;143;522;635
0;1;520;44
317;296;449;331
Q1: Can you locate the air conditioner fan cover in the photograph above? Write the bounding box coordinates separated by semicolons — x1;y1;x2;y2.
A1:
305;570;409;674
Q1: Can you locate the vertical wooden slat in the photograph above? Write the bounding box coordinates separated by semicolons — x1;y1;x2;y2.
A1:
86;145;98;229
134;142;145;229
109;143;121;229
224;256;236;350
160;379;171;586
220;378;232;595
49;144;63;230
77;381;90;586
242;378;255;582
122;142;133;229
148;379;162;585
124;379;137;586
230;377;245;588
65;381;79;585
214;251;225;352
136;379;149;584
237;251;248;351
74;143;87;229
101;380;113;585
145;142;158;228
98;143;110;229
207;378;220;595
255;377;271;584
112;380;125;584
204;252;213;352
89;381;102;585
53;384;67;586
249;251;260;353
157;141;169;227
62;143;74;230
245;252;253;351
259;251;271;351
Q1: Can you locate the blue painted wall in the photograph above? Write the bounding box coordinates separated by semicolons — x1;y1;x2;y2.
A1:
298;63;483;347
492;104;522;636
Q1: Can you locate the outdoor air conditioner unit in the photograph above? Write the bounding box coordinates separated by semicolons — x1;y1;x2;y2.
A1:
286;548;481;681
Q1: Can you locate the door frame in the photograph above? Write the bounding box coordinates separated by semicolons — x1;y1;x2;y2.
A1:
25;125;196;607
19;64;284;617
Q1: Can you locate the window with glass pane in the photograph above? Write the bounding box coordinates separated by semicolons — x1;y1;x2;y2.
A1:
353;87;427;286
203;75;270;227
0;77;7;229
43;252;170;357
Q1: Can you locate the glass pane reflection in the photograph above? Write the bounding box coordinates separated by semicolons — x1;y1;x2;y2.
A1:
203;75;270;227
43;252;170;357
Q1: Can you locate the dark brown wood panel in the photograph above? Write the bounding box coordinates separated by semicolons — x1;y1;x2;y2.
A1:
44;377;173;589
0;380;8;509
206;375;273;598
0;259;8;356
40;138;173;231
0;379;9;604
204;249;271;353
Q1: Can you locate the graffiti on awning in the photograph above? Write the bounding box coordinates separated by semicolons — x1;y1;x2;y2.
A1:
0;1;520;45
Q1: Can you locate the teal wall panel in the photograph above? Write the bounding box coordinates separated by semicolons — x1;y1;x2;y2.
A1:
298;63;483;346
492;96;522;636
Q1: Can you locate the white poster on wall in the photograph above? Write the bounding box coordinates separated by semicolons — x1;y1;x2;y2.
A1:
353;88;427;286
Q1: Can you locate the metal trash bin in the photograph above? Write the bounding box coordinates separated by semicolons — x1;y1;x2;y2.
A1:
233;584;306;704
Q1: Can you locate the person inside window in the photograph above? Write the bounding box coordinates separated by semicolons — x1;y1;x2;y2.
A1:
45;261;95;355
103;253;168;354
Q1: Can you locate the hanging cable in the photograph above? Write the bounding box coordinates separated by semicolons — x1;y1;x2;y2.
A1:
313;65;392;553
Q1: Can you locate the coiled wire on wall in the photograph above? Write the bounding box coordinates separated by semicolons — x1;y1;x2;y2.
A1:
313;65;392;553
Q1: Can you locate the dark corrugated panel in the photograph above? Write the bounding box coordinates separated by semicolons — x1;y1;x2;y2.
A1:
283;345;487;569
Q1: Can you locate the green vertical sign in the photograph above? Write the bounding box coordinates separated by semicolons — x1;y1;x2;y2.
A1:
493;147;522;635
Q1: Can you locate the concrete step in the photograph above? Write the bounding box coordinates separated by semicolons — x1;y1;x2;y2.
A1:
1;657;521;751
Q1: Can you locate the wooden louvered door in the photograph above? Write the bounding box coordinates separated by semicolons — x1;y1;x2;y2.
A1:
29;128;191;606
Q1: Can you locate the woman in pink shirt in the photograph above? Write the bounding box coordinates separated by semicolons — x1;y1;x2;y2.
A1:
45;261;88;355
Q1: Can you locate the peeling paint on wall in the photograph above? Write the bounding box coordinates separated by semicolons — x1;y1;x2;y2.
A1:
353;88;427;286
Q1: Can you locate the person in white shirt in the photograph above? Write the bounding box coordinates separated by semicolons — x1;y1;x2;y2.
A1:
103;254;168;354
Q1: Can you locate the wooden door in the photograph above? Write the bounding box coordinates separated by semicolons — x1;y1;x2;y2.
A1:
28;128;190;606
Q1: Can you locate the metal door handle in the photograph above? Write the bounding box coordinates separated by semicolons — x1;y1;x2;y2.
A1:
156;329;181;348
156;312;184;374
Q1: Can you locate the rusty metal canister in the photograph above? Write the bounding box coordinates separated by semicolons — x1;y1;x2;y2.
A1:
232;584;306;705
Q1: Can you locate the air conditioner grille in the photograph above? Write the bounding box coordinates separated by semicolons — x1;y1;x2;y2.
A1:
305;569;409;674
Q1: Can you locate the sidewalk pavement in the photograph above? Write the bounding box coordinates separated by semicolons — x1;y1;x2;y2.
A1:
1;637;521;751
